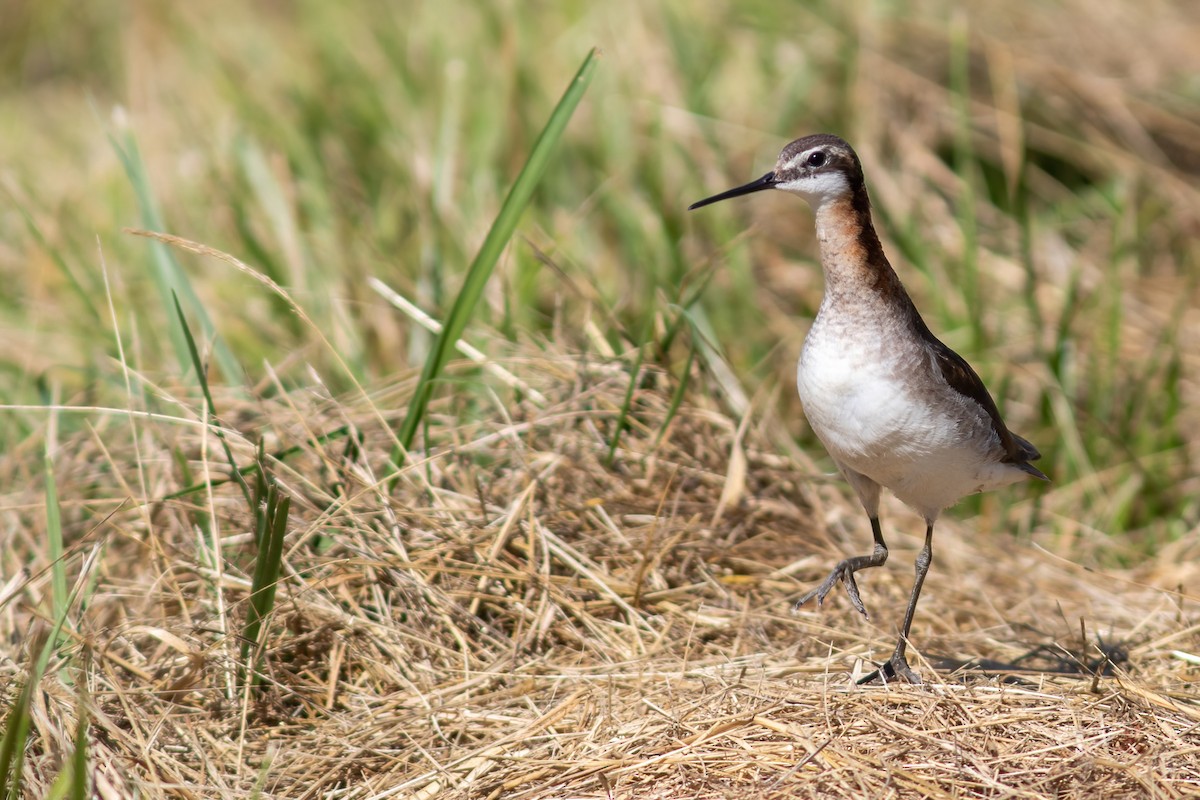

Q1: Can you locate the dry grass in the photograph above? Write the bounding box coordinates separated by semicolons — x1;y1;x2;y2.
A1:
4;351;1199;799
4;1;1200;797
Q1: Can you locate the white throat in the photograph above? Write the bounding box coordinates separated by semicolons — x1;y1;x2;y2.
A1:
773;171;851;208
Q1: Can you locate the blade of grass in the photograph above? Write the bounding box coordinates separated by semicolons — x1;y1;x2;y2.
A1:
247;746;276;800
110;128;241;382
172;293;254;511
42;692;89;800
162;425;352;501
4;190;100;325
251;440;269;541
241;481;289;688
606;337;647;467
44;452;69;643
0;557;83;799
656;257;721;358
369;277;548;405
69;701;89;800
949;13;981;350
654;342;696;448
675;304;749;417
0;680;35;800
390;47;600;471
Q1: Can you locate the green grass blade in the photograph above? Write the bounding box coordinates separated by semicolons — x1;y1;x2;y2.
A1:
42;695;89;800
5;195;101;325
161;425;351;501
247;746;276;800
172;293;254;511
607;309;656;466
655;343;696;449
606;342;645;468
657;260;721;358
109;128;242;382
44;452;69;640
241;482;289;688
948;14;981;349
391;47;600;469
0;680;34;800
0;549;82;799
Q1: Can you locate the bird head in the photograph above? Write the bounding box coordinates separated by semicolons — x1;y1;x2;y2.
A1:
689;134;863;211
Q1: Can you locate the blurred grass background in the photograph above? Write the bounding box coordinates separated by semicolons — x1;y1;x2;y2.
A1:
2;0;1198;553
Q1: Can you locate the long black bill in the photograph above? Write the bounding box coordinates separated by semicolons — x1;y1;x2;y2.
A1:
688;171;777;210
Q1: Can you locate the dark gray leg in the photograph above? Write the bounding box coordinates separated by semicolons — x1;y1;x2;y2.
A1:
796;516;888;619
860;524;933;685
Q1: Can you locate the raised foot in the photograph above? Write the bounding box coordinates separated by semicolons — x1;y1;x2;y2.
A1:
857;654;923;686
795;559;872;619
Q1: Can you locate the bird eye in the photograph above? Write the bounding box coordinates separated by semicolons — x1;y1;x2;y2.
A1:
807;151;826;167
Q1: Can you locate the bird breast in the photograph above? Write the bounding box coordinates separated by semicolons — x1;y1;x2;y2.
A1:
796;310;1020;516
798;321;945;463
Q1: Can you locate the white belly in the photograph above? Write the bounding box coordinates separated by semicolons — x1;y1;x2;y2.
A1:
798;331;1025;519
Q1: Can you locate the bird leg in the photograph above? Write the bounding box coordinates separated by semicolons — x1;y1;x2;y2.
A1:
796;517;888;619
859;524;934;685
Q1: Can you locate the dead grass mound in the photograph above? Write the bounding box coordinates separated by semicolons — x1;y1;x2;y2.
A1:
2;354;1199;798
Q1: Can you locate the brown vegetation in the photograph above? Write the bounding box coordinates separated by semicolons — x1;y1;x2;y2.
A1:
5;354;1199;798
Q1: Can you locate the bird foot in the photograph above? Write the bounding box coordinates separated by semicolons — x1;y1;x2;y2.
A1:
795;559;872;619
857;654;923;686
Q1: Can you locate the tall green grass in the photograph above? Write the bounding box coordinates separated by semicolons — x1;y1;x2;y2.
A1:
0;0;1194;551
393;47;600;467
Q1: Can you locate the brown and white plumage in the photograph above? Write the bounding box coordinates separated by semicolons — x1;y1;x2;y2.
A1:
691;134;1046;683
